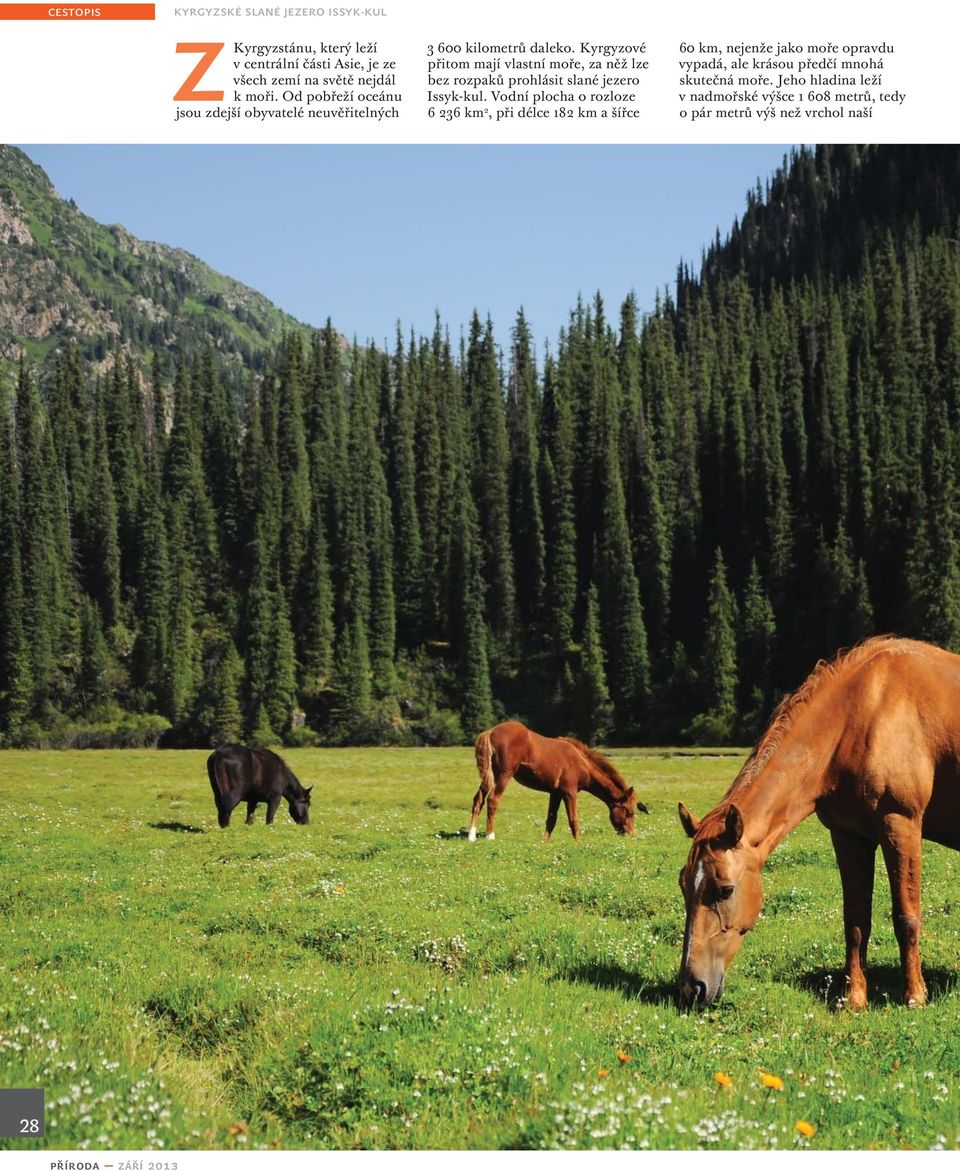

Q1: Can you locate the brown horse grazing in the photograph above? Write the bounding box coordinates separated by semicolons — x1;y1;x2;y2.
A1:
677;636;960;1011
468;720;647;841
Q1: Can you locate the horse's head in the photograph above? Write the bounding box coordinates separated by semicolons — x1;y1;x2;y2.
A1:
609;787;645;836
676;801;762;1008
289;782;312;825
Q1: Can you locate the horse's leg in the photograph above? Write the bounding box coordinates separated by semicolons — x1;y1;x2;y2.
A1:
265;794;282;825
544;792;562;843
218;790;242;828
210;767;233;828
485;774;512;840
245;800;257;825
469;731;496;842
830;827;876;1011
468;785;488;842
879;813;927;1006
562;790;581;840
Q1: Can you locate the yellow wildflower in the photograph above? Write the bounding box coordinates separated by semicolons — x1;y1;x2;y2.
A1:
760;1071;784;1091
714;1072;733;1087
597;1067;609;1078
616;1051;631;1064
796;1120;816;1137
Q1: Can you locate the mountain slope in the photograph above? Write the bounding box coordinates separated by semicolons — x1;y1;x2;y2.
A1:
0;145;313;379
694;144;960;295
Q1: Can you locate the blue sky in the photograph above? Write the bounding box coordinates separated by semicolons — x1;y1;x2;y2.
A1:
23;145;796;350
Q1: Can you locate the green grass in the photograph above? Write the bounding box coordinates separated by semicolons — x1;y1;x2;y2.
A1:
1;747;960;1150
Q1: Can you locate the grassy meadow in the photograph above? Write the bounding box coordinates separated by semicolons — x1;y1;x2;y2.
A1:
2;746;960;1150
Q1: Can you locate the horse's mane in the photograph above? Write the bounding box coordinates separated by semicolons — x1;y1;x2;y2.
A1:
728;635;910;795
284;765;307;798
562;737;629;793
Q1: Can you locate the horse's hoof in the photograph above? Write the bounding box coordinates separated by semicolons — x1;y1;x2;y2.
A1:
842;994;868;1013
467;829;477;842
486;832;496;841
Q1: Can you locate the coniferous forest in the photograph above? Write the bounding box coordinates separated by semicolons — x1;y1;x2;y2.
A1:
2;143;960;748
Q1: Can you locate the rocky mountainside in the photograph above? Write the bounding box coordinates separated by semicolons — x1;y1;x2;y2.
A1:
0;145;313;381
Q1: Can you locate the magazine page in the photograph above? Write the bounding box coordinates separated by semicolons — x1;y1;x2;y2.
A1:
0;0;958;1164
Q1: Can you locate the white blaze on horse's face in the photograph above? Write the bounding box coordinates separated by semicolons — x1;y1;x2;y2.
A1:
676;801;764;1008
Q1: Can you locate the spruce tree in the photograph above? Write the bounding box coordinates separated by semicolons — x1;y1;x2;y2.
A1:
197;351;241;570
507;308;546;632
244;512;281;737
77;594;111;711
274;336;311;606
698;548;739;738
133;456;171;707
621;293;671;666
597;457;651;740
450;465;494;736
738;559;777;737
16;362;62;705
165;500;201;724
265;587;298;734
297;495;335;697
540;353;577;652
591;308;651;737
413;327;443;639
389;327;423;644
465;313;516;640
912;404;960;649
0;392;32;737
333;347;375;724
87;399;123;633
573;582;613;745
849;559;875;644
197;631;244;745
368;467;398;700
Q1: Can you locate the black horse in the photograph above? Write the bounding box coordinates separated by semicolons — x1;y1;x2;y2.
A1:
207;745;312;827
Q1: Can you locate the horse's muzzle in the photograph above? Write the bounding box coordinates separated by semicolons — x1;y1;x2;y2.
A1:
679;978;707;1009
679;970;723;1010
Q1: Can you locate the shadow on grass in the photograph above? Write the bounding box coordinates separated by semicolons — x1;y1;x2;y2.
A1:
794;964;959;1007
560;961;678;1006
435;828;469;840
149;820;206;834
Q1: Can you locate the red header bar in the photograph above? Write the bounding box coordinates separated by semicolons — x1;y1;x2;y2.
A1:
0;4;154;16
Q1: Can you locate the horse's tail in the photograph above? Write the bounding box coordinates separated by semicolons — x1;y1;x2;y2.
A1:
475;730;495;795
207;751;231;800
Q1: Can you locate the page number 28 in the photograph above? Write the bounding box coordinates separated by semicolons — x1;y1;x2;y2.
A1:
20;1119;40;1134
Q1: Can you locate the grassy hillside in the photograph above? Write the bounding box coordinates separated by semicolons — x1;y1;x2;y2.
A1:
0;145;313;381
2;747;960;1150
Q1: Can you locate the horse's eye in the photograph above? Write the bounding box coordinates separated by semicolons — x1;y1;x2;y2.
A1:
717;884;734;901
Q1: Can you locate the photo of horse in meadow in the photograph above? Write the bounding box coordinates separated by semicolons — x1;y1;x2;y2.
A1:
469;720;647;841
7;142;960;1152
677;636;960;1011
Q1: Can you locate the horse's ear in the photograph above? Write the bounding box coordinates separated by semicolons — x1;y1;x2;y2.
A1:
305;786;313;795
678;801;700;839
719;804;744;848
624;786;635;801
